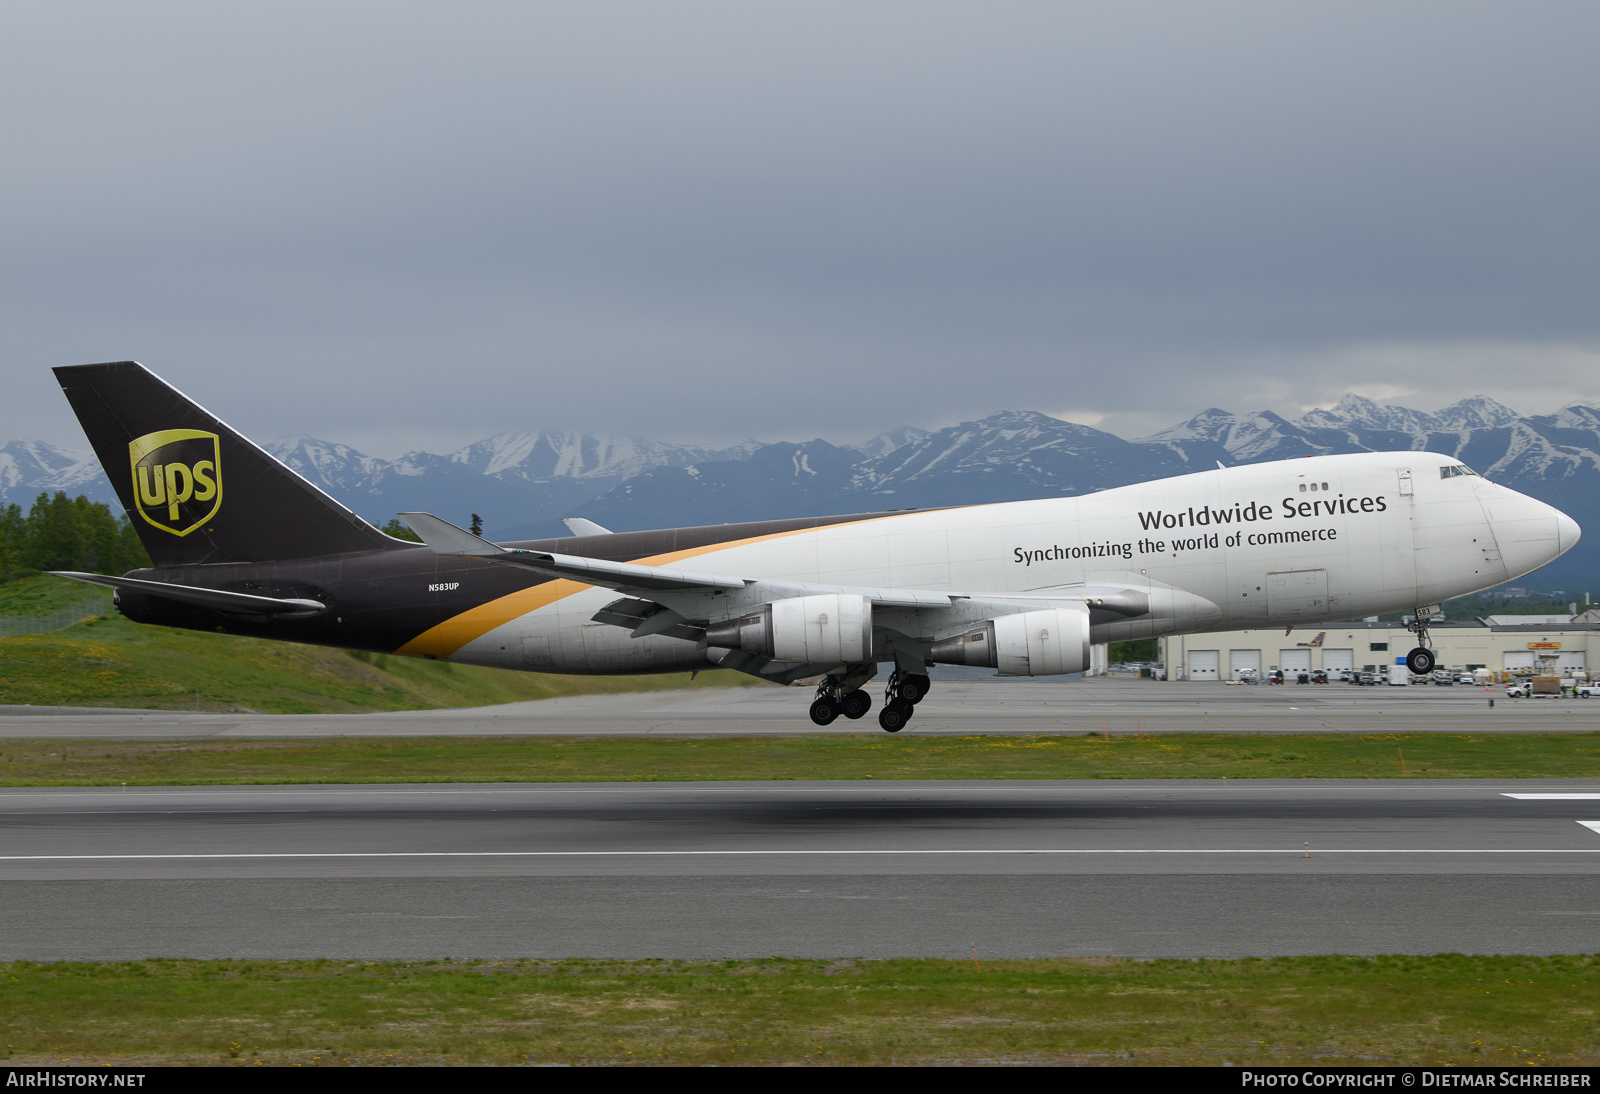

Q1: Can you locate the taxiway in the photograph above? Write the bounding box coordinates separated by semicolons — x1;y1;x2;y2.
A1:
0;677;1594;738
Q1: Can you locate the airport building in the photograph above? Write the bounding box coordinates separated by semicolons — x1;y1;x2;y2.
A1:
1158;618;1600;680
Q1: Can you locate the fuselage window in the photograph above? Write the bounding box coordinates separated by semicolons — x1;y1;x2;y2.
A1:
1299;483;1307;492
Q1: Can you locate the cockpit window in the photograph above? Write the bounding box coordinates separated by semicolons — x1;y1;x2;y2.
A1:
1439;464;1479;479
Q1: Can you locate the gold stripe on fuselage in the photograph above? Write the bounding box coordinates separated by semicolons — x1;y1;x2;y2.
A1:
394;521;877;661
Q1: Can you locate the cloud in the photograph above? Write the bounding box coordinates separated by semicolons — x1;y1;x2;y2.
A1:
1;2;1597;455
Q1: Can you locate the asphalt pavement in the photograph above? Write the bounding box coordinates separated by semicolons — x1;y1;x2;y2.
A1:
4;779;1599;959
1;677;1595;738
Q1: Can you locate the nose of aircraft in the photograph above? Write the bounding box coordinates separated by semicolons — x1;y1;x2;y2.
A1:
1557;508;1582;555
1480;486;1580;580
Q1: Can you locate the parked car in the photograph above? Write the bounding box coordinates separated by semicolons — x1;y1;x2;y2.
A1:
1506;681;1531;698
1359;671;1379;686
1454;672;1476;684
1431;670;1453;685
1577;683;1600;699
1311;670;1329;684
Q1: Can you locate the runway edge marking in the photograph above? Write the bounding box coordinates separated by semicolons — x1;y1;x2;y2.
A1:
8;848;1600;861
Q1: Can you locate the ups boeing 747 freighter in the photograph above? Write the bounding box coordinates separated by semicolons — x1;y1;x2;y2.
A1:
49;362;1579;731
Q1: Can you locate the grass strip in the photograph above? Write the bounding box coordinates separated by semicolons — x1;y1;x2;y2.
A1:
0;612;756;713
0;575;114;618
2;954;1595;1067
2;732;1599;785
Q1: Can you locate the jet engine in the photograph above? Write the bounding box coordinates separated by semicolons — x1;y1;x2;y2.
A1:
929;607;1091;676
703;593;873;663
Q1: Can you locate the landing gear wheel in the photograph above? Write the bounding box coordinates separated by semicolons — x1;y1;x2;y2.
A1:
809;698;841;726
897;674;931;705
1406;647;1435;675
878;702;912;733
841;691;873;720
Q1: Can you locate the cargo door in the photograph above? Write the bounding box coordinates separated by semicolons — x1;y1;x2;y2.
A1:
1382;471;1418;597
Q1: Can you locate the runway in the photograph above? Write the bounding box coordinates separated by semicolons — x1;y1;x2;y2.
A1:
4;779;1599;960
2;677;1596;738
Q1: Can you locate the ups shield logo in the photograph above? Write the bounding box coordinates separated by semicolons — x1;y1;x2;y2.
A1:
129;429;222;537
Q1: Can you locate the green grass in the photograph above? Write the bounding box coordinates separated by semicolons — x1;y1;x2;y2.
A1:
0;573;112;617
2;732;1598;786
0;612;759;713
2;955;1595;1067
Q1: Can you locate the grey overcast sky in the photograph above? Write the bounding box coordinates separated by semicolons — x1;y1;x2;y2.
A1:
3;1;1597;456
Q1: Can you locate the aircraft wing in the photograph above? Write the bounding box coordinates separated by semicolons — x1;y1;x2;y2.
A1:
395;511;1170;667
400;512;751;592
399;512;957;606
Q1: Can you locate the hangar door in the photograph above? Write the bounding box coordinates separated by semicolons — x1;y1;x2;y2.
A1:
1503;650;1535;671
1558;652;1587;673
1230;649;1262;679
1322;648;1354;672
1188;650;1220;680
1280;649;1312;673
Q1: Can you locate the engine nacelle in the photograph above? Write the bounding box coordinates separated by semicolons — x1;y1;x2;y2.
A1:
703;593;872;664
929;607;1091;677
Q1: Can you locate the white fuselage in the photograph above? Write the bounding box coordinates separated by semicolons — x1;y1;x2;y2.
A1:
450;451;1578;675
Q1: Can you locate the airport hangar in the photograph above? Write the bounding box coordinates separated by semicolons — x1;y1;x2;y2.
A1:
1158;616;1600;680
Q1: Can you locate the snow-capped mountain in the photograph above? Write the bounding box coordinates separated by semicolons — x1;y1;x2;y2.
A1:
847;411;1187;503
857;425;932;460
446;430;759;483
4;394;1597;586
0;440;112;505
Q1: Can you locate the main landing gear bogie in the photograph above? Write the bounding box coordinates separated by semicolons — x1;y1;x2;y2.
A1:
811;668;932;732
876;670;931;733
810;670;877;726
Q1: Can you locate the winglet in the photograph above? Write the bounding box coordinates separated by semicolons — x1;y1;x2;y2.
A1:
562;517;612;537
398;512;506;557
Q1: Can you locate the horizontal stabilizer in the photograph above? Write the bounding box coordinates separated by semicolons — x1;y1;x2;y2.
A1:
48;572;326;616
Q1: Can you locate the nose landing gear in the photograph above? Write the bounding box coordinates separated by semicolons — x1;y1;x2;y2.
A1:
1405;606;1441;675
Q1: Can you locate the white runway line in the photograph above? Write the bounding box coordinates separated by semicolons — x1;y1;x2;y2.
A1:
1580;822;1600;836
1503;793;1600;799
5;848;1600;861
